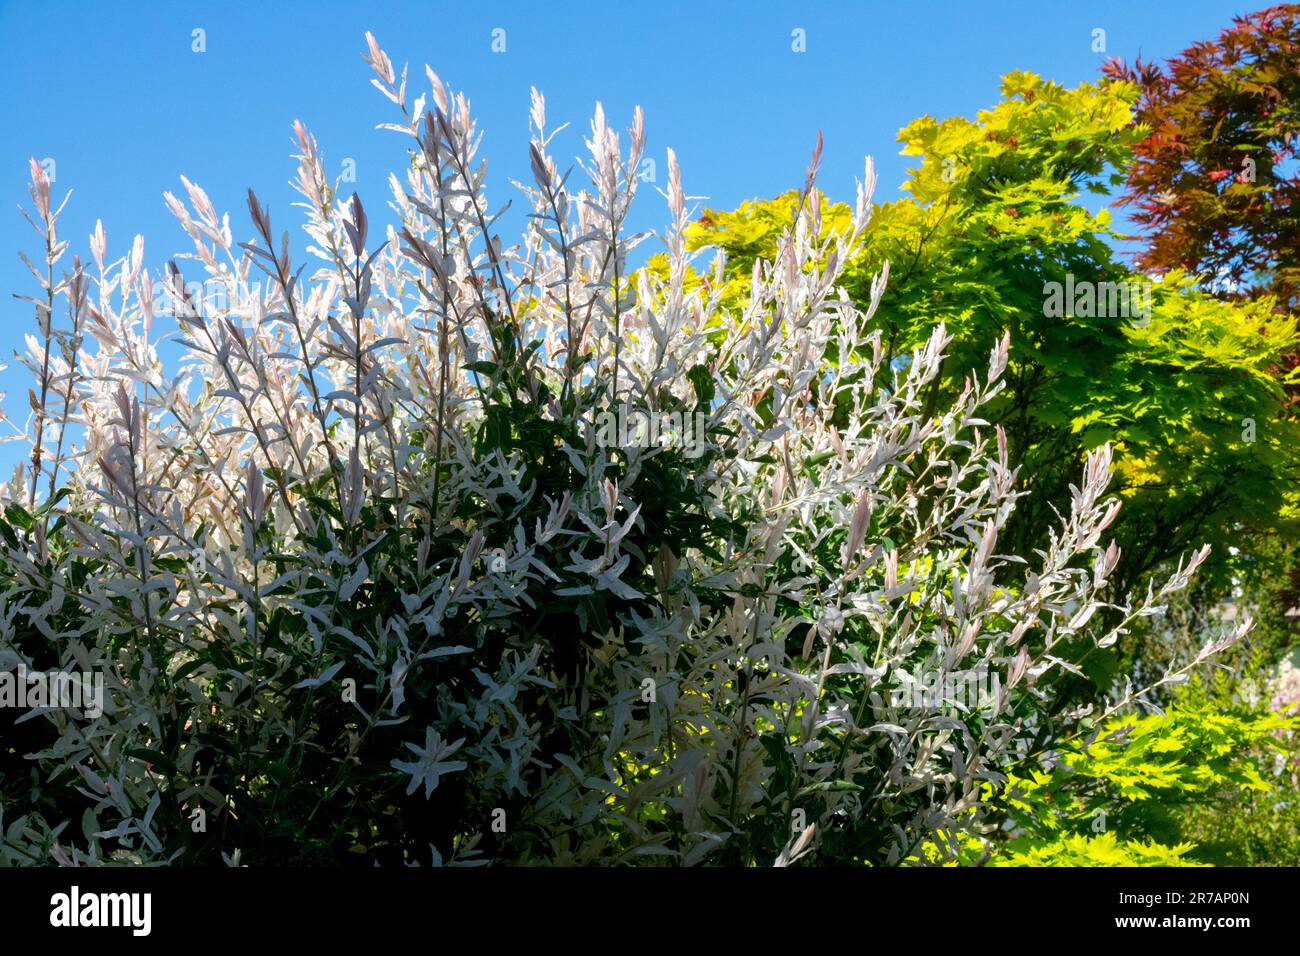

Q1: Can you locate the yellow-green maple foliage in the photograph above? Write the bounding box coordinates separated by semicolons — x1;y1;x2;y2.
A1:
651;72;1300;687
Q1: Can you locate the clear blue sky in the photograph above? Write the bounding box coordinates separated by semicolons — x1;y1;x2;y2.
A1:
0;0;1255;474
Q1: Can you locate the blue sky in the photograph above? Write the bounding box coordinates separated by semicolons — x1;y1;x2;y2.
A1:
0;0;1257;473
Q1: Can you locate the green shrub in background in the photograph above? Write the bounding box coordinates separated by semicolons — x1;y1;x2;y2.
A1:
916;672;1300;866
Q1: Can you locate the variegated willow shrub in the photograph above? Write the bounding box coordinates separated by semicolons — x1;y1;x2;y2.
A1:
0;35;1247;867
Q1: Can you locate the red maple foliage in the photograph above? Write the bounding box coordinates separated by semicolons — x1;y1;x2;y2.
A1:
1104;5;1300;310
